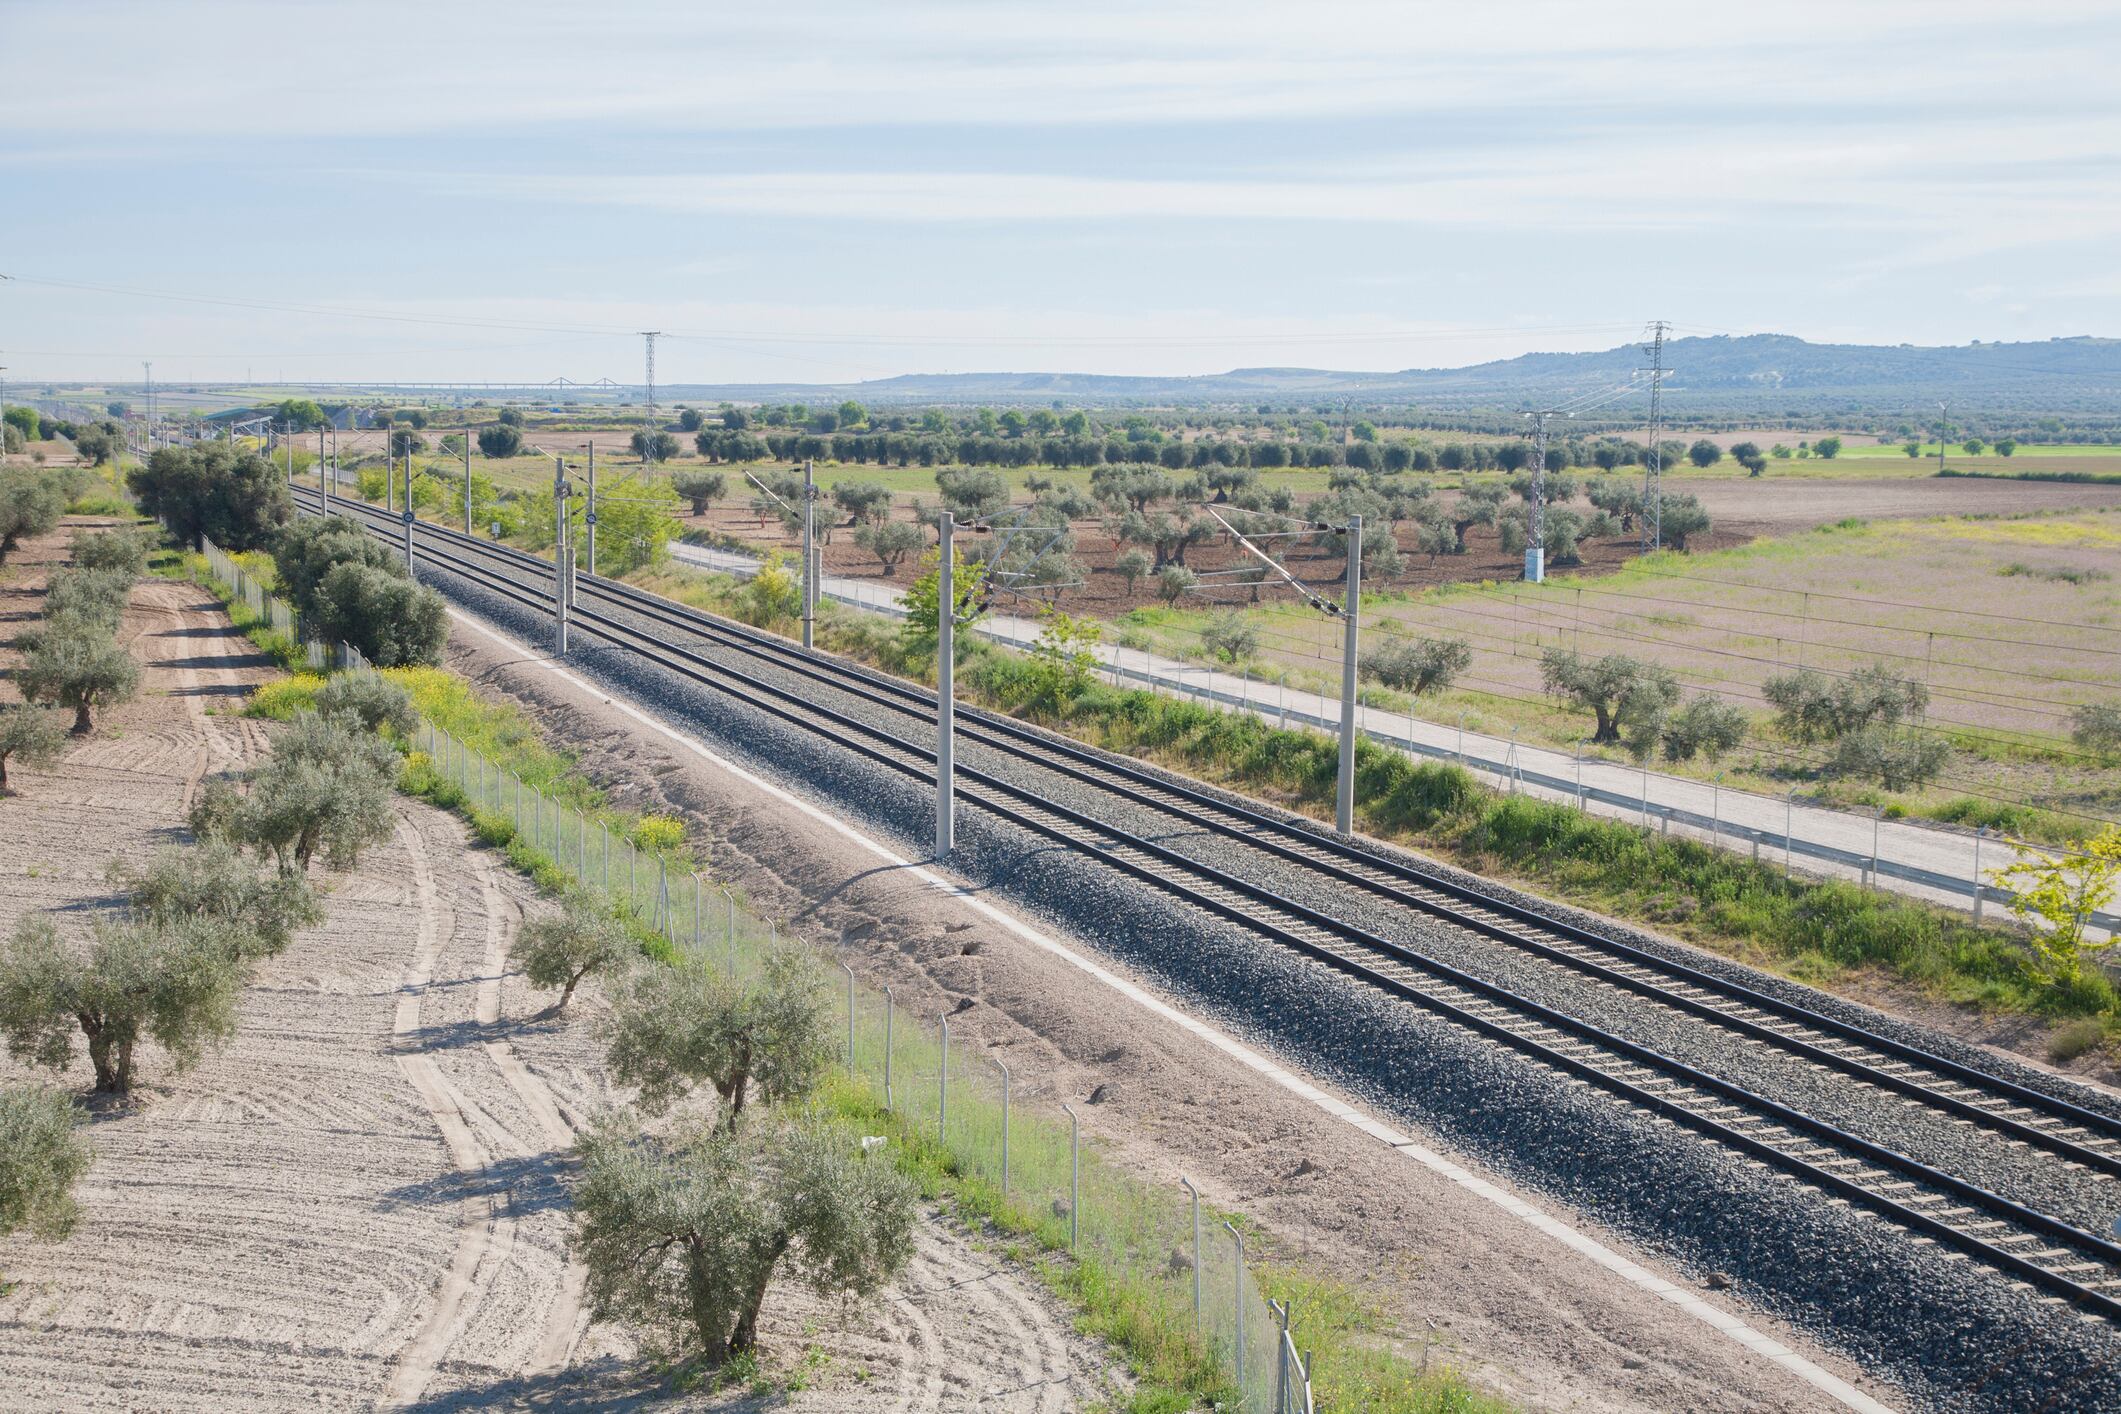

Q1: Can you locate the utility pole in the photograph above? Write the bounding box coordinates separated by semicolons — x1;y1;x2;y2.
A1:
1937;400;1950;474
402;431;416;573
801;457;816;650
1639;319;1668;551
937;511;956;859
142;362;153;456
553;453;571;656
318;425;329;510
1526;414;1551;583
1336;515;1362;833
462;428;473;535
585;441;597;574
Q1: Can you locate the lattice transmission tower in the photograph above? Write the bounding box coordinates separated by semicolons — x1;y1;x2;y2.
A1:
1638;320;1669;551
639;331;662;462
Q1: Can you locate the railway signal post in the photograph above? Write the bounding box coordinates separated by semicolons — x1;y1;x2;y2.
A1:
586;441;597;575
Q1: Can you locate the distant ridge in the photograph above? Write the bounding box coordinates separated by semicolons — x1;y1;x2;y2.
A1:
659;334;2121;411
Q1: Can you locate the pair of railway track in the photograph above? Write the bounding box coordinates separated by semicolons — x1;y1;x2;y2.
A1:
294;488;2121;1321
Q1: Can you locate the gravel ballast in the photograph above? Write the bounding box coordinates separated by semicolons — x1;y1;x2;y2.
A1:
396;531;2121;1412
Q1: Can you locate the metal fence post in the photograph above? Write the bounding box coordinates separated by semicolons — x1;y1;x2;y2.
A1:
1063;1104;1080;1251
883;987;894;1111
1785;787;1795;878
1180;1175;1202;1328
692;874;702;951
840;962;855;1066
722;886;736;975
1274;1299;1290;1412
1226;1221;1246;1403
938;1013;949;1143
1974;828;1986;921
996;1058;1011;1198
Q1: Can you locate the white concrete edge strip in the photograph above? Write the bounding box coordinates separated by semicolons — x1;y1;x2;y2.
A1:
443;605;1895;1414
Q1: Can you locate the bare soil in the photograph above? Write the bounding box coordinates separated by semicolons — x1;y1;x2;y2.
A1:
440;614;1895;1413
0;523;1116;1411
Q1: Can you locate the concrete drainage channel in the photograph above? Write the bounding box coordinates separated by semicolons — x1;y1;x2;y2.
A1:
305;494;2121;1412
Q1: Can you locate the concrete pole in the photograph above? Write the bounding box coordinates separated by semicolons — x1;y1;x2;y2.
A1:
1335;514;1362;834
937;511;956;859
318;426;328;510
553;455;569;656
1527;415;1549;583
801;456;816;650
463;430;473;535
586;441;597;575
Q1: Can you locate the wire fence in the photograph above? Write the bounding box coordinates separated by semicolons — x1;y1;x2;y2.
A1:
404;706;1316;1410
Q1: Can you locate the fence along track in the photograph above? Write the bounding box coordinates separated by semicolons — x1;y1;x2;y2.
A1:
295;489;2121;1321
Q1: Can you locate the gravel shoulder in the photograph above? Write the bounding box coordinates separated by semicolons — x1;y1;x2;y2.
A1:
438;596;1903;1413
0;525;1115;1412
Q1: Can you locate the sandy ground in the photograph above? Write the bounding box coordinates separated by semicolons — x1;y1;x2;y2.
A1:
0;524;1120;1412
440;615;1900;1413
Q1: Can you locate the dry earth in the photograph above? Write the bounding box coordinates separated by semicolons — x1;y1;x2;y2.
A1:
440;612;1901;1413
0;523;1120;1411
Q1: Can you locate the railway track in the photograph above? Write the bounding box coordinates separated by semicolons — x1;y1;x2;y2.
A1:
296;488;2121;1320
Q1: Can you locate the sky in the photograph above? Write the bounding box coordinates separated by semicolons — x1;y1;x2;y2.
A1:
3;0;2119;389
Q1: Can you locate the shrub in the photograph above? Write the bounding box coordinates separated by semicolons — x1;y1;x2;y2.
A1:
308;562;448;667
1359;635;1471;695
1825;725;1950;790
70;525;152;576
1659;695;1748;763
126;443;293;551
1156;564;1198;605
0;1086;91;1250
0;914;247;1093
477;424;524;458
1657;493;1711;550
513;892;635;1011
244;674;324;722
602;945;833;1127
1992;827;2121;986
18;624;140;734
43;566;134;631
2071;703;2121;756
1200;612;1258;664
630;815;686;851
0;705;67;792
110;840;323;961
573;1112;915;1365
272;514;397;616
313;673;418;736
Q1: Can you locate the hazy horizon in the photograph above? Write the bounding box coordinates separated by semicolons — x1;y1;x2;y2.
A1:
4;1;2118;386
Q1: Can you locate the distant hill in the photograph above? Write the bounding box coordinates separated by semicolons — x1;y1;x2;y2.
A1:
665;334;2121;412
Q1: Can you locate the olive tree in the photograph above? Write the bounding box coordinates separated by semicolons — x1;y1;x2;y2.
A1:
1156;564;1197;605
43;566;134;631
1200;611;1258;664
18;624;140;734
1540;649;1680;748
572;1112;916;1365
1658;695;1748;763
308;562;448;667
70;525;153;576
0;1086;91;1251
1114;546;1152;593
854;520;923;576
1360;635;1471;695
602;946;833;1129
1762;665;1928;744
313;673;418;736
191;711;398;874
0;914;246;1093
110;840;323;962
513;893;634;1012
272;514;397;618
0;704;66;792
2072;703;2121;757
670;469;728;517
126;442;293;551
1825;726;1950;790
0;472;67;564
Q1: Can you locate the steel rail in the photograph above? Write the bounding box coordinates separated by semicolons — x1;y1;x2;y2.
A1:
295;490;2121;1320
295;488;2121;1178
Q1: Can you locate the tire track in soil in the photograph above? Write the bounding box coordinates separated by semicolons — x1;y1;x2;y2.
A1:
467;850;590;1376
381;814;522;1407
